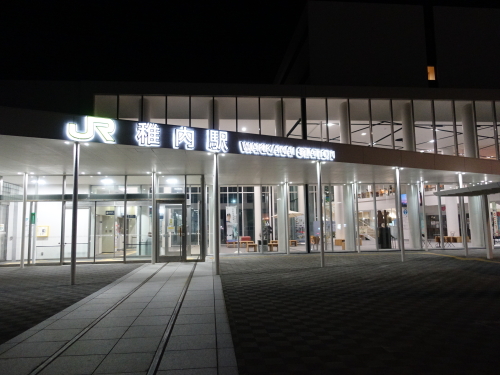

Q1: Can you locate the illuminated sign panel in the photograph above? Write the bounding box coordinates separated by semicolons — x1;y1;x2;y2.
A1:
206;130;229;153
136;123;161;147
173;126;195;150
239;141;335;161
67;117;116;143
64;118;336;161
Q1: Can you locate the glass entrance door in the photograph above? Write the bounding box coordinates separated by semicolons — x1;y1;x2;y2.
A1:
157;202;184;262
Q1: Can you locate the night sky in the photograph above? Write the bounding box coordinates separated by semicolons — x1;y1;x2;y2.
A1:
0;0;498;84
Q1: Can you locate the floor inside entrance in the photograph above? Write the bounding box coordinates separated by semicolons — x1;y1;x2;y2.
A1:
220;250;500;375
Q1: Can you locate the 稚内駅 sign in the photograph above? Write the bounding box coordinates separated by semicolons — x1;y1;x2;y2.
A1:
64;116;336;162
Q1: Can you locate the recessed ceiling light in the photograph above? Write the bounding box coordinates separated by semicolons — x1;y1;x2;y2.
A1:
81;172;85;174
84;143;89;146
146;172;151;174
64;141;70;144
361;133;366;136
29;172;34;175
97;172;101;175
429;140;435;143
17;172;22;175
241;127;247;132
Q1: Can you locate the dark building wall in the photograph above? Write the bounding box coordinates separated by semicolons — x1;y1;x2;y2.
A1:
434;6;500;89
307;2;428;87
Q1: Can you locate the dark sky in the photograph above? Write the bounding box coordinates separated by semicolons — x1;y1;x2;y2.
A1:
1;0;498;84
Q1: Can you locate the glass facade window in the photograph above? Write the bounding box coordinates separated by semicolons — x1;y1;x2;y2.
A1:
217;97;237;132
434;100;456;156
167;96;189;127
475;101;496;159
350;99;371;146
259;98;280;137
95;95;118;118
306;98;327;142
190;96;211;129
371;100;393;149
118;95;141;121
326;99;346;143
143;96;166;124
413;100;435;153
283;98;301;139
237;98;260;135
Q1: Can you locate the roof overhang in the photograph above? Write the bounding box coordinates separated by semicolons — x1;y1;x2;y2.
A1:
434;182;500;197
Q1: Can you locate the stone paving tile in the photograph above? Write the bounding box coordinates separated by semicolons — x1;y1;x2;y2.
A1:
0;263;141;345
111;336;162;354
171;323;215;337
166;335;217;351
220;252;500;375
39;354;105;375
158;348;217;370
94;352;155;373
62;338;118;356
0;356;46;375
157;368;217;375
0;340;65;358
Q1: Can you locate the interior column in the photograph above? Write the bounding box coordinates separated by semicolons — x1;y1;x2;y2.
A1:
407;184;421;249
343;184;355;251
275;100;284;137
462;103;484;248
20;172;28;269
483;195;494;259
213;154;220;275
254;185;262;252
317;162;325;266
395;168;405;261
151;172;157;264
402;102;415;151
70;142;80;284
208;99;220;130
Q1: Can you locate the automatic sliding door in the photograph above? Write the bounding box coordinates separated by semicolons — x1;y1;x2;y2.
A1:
157;202;183;262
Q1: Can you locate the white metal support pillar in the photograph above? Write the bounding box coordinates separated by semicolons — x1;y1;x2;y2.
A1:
123;175;128;263
372;183;380;251
151;172;157;264
483;194;494;260
20;172;28;269
316;162;325;267
395;168;405;262
420;181;428;251
458;173;469;257
436;184;445;248
213;154;220;275
60;175;66;265
70;142;80;285
354;182;360;253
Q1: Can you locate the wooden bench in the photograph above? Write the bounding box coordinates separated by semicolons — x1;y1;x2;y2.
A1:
289;240;297;246
246;243;258;252
268;243;277;252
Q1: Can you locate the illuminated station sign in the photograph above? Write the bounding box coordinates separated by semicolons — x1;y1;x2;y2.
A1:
65;117;335;162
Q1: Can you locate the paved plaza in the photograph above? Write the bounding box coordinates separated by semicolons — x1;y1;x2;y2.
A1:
220;251;500;375
0;261;237;375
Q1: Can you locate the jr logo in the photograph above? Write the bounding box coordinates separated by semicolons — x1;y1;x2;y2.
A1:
66;117;116;143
